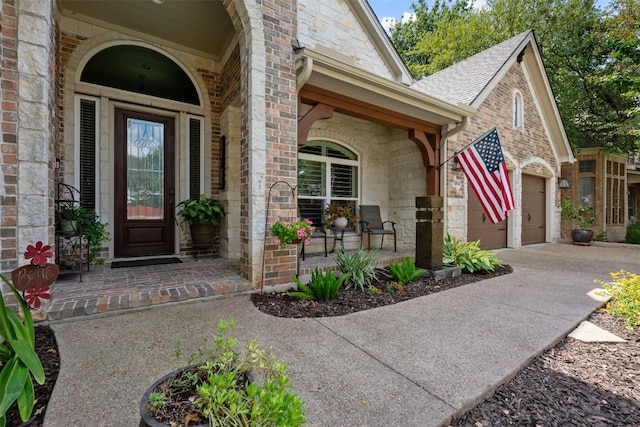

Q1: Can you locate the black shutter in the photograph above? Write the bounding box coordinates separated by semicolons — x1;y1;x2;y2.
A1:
79;99;96;210
189;118;201;199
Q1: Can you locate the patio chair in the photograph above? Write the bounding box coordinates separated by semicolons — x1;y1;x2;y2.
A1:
359;205;396;252
301;227;327;261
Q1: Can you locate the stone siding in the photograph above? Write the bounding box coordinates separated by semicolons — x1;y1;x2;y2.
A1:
297;0;395;80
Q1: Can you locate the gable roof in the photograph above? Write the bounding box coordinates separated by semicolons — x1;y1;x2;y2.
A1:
412;30;574;163
411;31;532;106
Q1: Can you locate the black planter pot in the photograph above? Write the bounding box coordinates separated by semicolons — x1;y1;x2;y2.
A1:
139;366;208;427
571;229;594;244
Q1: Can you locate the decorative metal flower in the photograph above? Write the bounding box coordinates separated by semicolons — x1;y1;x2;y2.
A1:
24;241;53;267
24;282;51;309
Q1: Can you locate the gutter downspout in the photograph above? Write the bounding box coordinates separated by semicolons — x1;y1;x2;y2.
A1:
296;56;313;94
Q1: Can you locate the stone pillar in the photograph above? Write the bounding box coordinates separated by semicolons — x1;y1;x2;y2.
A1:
415;196;443;270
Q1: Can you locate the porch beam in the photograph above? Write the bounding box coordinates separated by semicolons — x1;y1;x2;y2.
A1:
408;129;440;196
298;103;333;145
299;85;441;135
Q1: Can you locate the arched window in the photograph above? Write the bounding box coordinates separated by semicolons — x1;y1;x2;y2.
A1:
298;141;359;229
81;45;200;105
513;91;524;130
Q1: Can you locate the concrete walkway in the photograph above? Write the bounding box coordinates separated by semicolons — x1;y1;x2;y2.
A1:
44;242;640;426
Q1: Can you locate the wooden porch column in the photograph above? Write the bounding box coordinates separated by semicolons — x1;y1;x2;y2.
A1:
408;129;441;196
298;103;333;145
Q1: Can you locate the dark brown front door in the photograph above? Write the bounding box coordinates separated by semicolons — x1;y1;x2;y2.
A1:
114;109;175;257
467;184;507;249
522;174;546;245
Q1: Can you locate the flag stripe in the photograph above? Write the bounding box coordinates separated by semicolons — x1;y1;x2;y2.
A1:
455;129;514;224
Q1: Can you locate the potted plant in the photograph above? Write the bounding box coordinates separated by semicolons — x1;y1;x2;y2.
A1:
562;199;597;244
139;318;306;427
270;217;314;248
324;202;359;229
57;203;82;235
176;194;226;248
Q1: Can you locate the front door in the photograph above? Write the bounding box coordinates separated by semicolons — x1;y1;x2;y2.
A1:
114;108;175;257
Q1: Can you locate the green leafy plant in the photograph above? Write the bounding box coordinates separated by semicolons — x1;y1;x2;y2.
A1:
388;257;426;285
147;392;167;408
324;202;359;228
75;207;110;265
366;285;381;296
442;234;502;273
562;199;597;230
592;232;607;242
0;243;51;426
145;318;306;426
270;218;314;249
596;270;640;330
287;267;351;301
176;194;225;226
334;247;378;291
625;221;640;244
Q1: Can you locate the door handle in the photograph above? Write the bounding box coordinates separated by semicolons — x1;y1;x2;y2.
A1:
482;213;486;223
528;213;531;222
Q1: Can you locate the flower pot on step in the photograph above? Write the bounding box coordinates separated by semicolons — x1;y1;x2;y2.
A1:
571;229;593;244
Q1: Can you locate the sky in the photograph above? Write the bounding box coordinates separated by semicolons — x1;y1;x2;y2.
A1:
367;0;611;20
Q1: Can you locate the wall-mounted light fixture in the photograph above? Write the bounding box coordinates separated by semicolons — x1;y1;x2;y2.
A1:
558;177;570;189
55;158;60;169
452;155;461;171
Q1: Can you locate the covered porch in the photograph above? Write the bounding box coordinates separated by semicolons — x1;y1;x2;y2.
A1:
47;248;413;321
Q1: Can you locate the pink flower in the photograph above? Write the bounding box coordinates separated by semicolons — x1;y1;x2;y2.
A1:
297;229;307;238
274;238;281;247
24;283;51;309
24;241;53;267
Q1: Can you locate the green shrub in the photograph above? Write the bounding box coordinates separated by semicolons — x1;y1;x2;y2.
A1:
334;247;378;291
287;268;351;301
625;222;640;244
389;257;426;285
592;232;607;242
596;271;640;330
442;234;502;273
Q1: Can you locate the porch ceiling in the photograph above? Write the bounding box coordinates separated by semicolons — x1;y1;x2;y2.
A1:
57;0;235;60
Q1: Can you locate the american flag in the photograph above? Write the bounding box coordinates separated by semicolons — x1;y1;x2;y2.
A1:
456;128;514;223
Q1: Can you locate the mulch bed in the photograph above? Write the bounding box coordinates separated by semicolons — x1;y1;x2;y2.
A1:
251;265;514;318
6;325;60;427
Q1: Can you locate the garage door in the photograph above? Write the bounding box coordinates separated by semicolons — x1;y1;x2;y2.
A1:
467;184;507;249
522;174;546;245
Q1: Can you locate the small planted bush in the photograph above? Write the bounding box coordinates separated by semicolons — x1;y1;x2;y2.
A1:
625;222;640;244
442;234;502;273
287;267;351;302
597;270;640;330
334;247;378;291
389;257;426;285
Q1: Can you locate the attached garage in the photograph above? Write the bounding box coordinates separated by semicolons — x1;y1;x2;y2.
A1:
467;184;507;250
521;174;546;245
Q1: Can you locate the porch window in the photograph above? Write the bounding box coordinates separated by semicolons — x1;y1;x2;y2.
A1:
298;141;359;230
579;177;595;208
188;116;204;198
77;96;99;210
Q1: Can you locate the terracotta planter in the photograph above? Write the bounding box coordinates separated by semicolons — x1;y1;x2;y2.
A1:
571;229;593;244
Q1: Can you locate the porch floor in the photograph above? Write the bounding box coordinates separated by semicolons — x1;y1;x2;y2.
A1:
48;248;413;321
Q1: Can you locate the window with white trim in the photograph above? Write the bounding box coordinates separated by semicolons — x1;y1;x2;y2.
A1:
298;141;359;230
513;91;523;130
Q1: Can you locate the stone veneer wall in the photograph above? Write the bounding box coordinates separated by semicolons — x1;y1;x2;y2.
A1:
1;1;56;279
446;63;561;247
297;0;394;80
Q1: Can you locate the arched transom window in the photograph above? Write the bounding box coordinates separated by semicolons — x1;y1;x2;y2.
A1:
298;140;359;229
